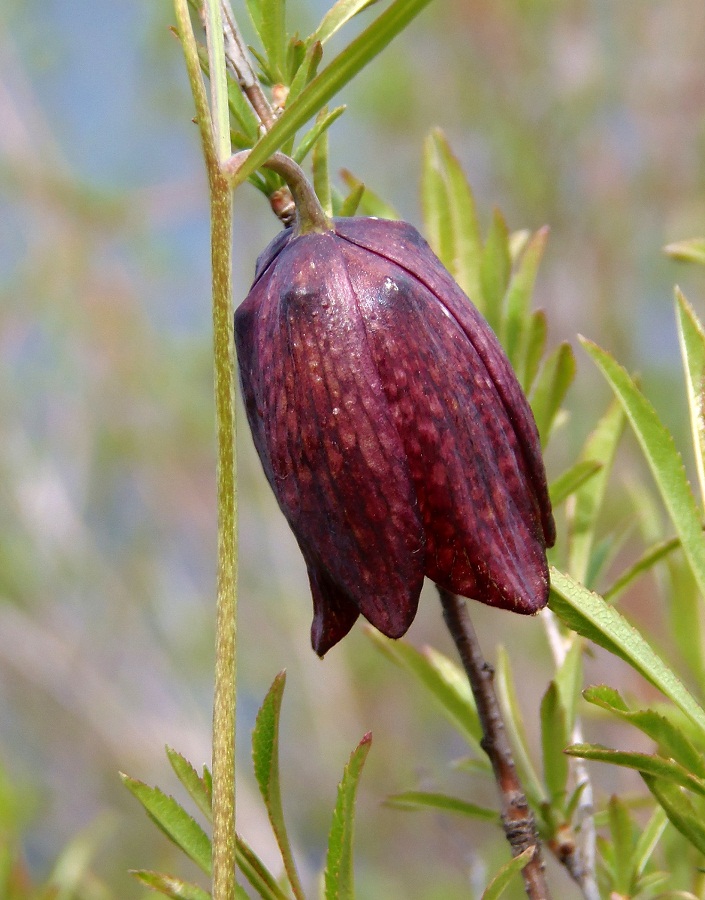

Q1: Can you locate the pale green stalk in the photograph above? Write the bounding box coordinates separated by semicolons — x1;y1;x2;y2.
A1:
173;2;238;898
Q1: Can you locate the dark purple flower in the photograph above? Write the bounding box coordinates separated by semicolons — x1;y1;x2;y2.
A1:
236;217;555;656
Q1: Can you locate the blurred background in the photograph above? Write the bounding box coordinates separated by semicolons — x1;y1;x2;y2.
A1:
2;0;705;897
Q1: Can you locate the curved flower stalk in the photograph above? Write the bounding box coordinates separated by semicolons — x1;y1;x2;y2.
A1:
236;197;555;655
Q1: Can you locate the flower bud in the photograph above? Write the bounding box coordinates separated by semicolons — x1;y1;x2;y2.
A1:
236;217;555;656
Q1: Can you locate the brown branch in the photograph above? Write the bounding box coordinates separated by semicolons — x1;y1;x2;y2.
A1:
438;588;551;900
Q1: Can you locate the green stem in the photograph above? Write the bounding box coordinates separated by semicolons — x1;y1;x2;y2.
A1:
173;3;238;899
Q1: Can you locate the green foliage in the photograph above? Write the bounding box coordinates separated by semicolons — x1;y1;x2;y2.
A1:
323;733;371;900
480;847;535;900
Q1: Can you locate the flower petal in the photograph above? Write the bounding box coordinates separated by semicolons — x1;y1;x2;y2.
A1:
335;217;556;550
235;232;426;652
337;238;550;613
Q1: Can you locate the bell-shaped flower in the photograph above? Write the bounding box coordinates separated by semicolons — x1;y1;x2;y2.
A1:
236;215;555;656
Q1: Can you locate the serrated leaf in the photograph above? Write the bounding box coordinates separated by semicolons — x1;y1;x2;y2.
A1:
540;683;569;806
676;289;705;508
251;672;304;900
132;870;211;900
664;238;705;266
384;791;497;820
642;774;705;855
340;170;399;219
292;105;345;164
582;687;705;779
495;646;546;805
324;733;372;900
166;748;212;823
581;338;705;603
314;0;379;43
549;460;602;509
519;309;547;394
568;399;625;585
368;631;483;752
565;745;705;798
549;567;705;739
121;775;211;874
480;208;511;332
230;0;434;187
530;342;575;446
481;847;535;900
501;226;549;368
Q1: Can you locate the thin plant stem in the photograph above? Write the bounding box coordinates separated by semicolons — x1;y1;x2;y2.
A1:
173;2;238;898
219;0;276;130
438;588;551;900
542;610;599;900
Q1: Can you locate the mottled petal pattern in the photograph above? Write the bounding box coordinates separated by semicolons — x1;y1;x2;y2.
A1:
236;217;556;655
236;231;425;655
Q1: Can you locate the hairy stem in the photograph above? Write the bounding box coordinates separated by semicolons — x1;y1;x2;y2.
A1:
438;588;551;900
174;3;238;898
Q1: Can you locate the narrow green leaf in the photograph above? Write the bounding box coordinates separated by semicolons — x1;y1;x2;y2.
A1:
368;631;483;752
340;170;400;219
549;460;603;509
481;847;535;900
292;105;345;164
312;108;332;216
324;733;372;900
642;774;705;856
236;834;290;900
287;39;323;105
519;309;547;393
251;672;305;900
121;775;211;875
568;399;625;584
166;748;212;823
676;288;705;508
314;0;379;44
244;0;264;48
553;639;583;735
608;796;634;894
132;870;211;900
549;567;705;739
422;132;454;275
566;745;705;798
385;791;497;820
230;0;434;187
582;687;705;780
582;338;705;602
337;181;365;217
286;36;307;83
495;647;546;805
480;208;511;332
501;226;549;368
529;342;576;446
540;682;569;805
664;238;705;266
423;130;483;305
604;534;682;602
256;0;287;82
632;806;668;879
